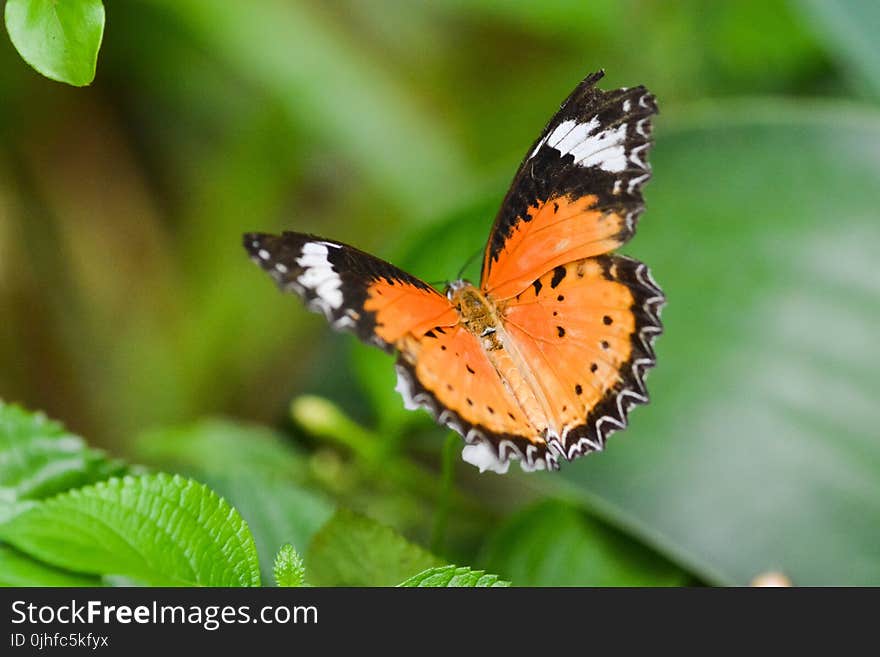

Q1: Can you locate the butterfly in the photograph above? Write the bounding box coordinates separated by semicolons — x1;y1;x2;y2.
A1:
244;70;664;474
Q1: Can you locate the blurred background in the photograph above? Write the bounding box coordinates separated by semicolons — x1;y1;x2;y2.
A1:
1;0;878;585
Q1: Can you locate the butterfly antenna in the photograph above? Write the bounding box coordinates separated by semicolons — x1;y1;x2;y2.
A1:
456;247;483;281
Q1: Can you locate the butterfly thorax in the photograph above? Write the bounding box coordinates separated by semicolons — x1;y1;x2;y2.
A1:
447;281;502;349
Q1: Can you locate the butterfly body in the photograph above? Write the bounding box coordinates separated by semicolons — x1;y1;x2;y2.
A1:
246;71;664;474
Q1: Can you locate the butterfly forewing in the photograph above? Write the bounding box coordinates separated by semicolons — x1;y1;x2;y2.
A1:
481;71;657;299
244;232;458;351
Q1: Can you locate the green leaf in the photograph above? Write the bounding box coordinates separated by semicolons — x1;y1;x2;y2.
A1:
0;473;261;586
398;564;510;587
306;509;442;586
0;401;126;506
136;419;334;585
4;0;105;86
481;500;686;587
0;545;101;587
273;543;306;587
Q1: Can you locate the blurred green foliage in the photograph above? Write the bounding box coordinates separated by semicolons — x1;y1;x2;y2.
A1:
306;508;443;586
1;0;878;586
481;500;688;587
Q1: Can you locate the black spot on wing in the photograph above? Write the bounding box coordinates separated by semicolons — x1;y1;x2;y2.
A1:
551;266;567;288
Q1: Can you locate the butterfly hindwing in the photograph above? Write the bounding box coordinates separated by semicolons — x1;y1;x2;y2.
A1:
394;326;557;473
481;71;657;299
244;232;458;351
501;254;663;460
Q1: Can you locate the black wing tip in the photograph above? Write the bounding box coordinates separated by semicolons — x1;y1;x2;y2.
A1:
579;69;655;100
243;232;293;277
244;231;315;261
563;70;658;123
584;69;658;117
583;69;606;86
242;231;273;255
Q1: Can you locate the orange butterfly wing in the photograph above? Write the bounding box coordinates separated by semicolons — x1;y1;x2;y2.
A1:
501;255;663;460
481;71;657;299
244;232;458;351
395;326;555;472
